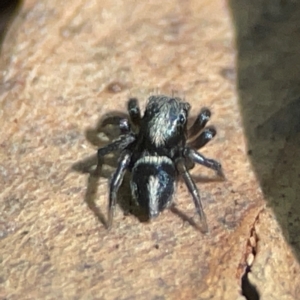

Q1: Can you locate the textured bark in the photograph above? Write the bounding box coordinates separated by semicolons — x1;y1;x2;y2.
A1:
0;0;299;299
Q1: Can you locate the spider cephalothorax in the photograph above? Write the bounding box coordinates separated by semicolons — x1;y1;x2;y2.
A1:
96;95;223;232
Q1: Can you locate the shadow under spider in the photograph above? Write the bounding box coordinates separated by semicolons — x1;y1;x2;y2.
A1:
72;111;150;228
72;109;224;230
71;154;111;228
169;204;201;231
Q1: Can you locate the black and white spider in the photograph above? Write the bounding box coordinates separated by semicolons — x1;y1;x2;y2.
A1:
96;95;223;232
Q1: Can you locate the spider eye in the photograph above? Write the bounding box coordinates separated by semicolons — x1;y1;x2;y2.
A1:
178;113;186;124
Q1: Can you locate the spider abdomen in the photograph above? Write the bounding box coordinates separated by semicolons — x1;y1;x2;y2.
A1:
130;155;176;218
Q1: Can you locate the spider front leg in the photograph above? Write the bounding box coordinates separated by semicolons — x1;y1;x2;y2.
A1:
101;115;131;135
184;147;224;178
119;118;131;134
188;126;216;150
108;150;131;229
188;108;211;138
96;133;135;173
128;98;141;127
176;158;208;233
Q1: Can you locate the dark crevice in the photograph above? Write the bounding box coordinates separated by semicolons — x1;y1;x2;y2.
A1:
241;266;260;300
241;212;261;300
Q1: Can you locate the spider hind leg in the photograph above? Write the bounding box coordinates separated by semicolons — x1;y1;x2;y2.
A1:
176;158;208;233
107;150;131;229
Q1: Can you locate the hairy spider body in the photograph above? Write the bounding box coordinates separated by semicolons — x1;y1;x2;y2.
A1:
131;156;176;218
97;95;223;232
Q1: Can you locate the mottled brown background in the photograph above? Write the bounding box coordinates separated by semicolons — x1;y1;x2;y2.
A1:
0;0;300;299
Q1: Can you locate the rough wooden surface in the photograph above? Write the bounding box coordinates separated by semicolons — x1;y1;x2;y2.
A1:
0;0;299;299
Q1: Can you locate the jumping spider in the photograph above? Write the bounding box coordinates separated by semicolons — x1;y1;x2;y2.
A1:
96;95;223;232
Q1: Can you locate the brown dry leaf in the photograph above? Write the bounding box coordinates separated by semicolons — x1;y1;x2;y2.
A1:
230;0;300;299
0;0;299;299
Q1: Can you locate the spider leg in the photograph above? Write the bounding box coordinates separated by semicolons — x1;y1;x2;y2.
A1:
185;157;195;170
97;134;135;171
184;147;224;178
188;108;211;138
101;114;128;127
119;118;131;134
108;150;131;229
188;126;216;150
101;115;131;135
176;158;208;233
128;98;141;127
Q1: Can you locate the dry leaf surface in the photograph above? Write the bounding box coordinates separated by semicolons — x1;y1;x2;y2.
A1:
0;0;299;299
